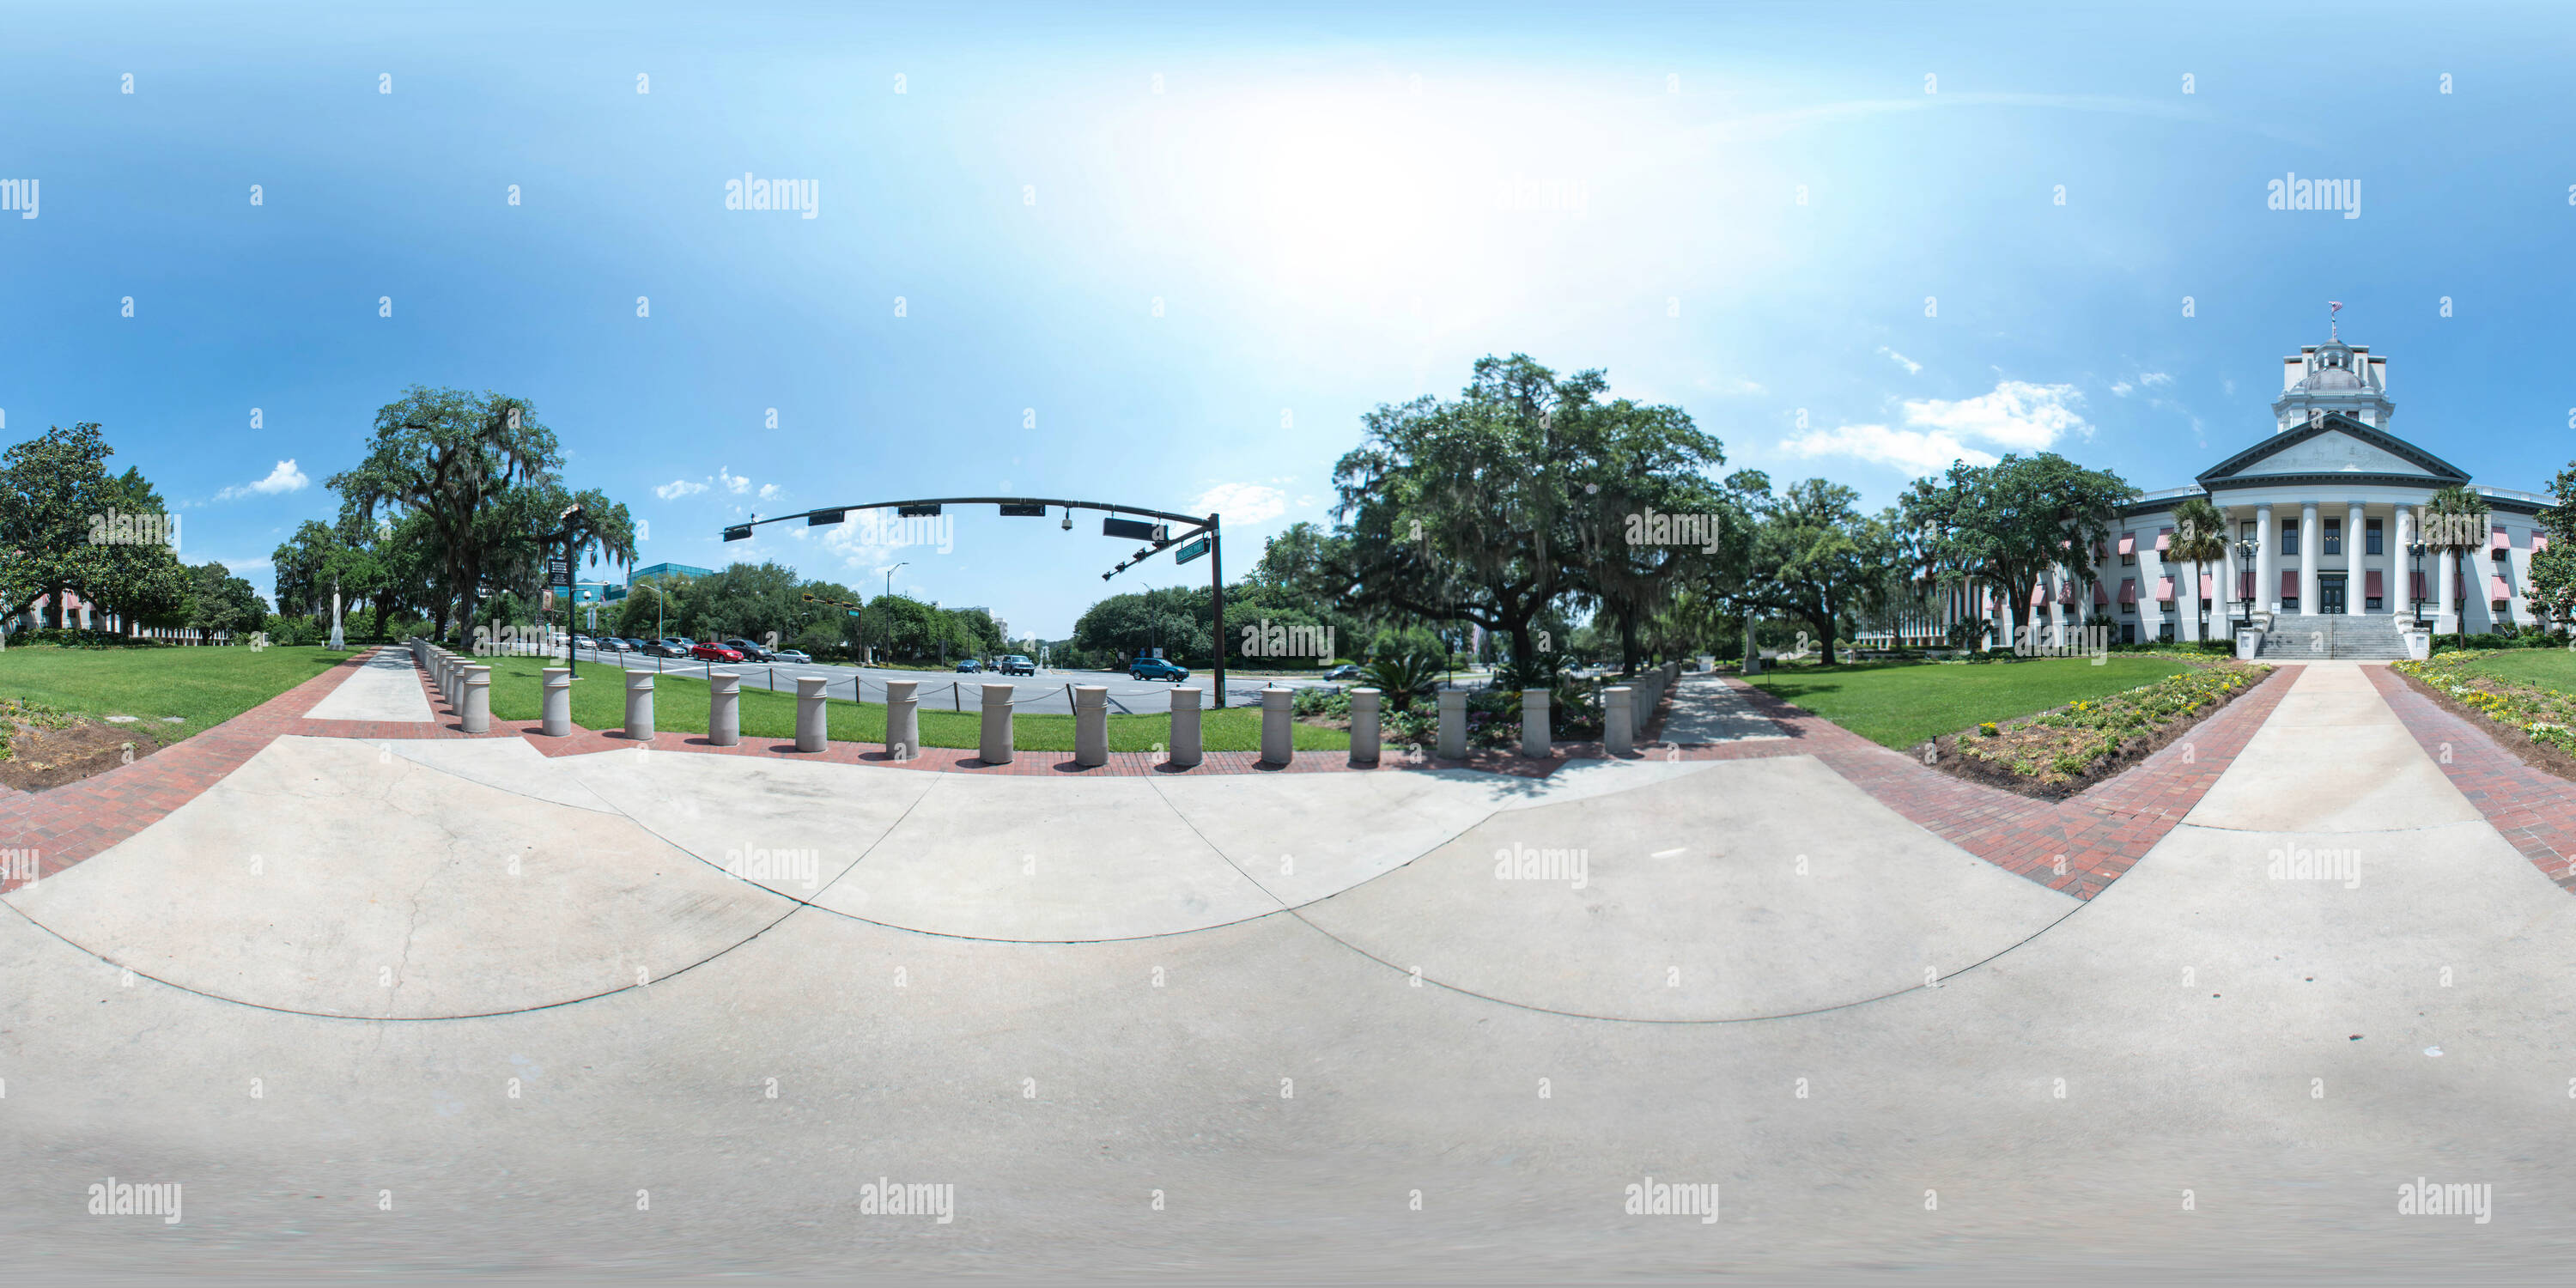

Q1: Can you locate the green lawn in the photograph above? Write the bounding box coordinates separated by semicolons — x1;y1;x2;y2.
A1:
474;655;1349;752
2450;649;2576;690
1745;655;2208;748
0;643;349;741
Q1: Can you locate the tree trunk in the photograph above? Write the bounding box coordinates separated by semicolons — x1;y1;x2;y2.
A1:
1617;611;1640;677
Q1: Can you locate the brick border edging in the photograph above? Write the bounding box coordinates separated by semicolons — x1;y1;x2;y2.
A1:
0;645;388;892
2366;665;2576;894
1715;666;2303;899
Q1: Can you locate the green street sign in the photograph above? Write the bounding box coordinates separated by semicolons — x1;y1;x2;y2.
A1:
848;608;862;617
1173;536;1211;565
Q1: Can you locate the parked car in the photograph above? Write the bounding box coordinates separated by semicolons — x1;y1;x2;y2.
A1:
1321;663;1364;682
999;654;1036;676
691;641;745;663
1129;656;1189;682
602;637;638;653
954;659;984;673
721;638;774;662
767;648;811;664
642;638;691;658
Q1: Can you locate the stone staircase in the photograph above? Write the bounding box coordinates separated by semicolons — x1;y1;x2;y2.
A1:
2252;612;2413;660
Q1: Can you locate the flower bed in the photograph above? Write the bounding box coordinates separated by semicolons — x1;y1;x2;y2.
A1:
1915;660;2274;799
2391;651;2576;778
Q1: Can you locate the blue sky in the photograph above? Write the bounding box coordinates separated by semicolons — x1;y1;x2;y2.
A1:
5;1;2573;636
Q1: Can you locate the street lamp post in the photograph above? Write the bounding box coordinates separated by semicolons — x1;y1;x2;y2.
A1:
2409;542;2427;627
879;562;907;666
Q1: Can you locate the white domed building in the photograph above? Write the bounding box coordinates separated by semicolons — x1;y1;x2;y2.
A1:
1881;328;2557;660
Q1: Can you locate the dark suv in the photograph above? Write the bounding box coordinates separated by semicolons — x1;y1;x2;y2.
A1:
999;654;1036;676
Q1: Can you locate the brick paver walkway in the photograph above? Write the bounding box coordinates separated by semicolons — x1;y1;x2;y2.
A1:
2366;665;2576;894
1;648;2298;902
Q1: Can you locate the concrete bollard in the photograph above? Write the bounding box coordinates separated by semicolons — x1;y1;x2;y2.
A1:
1073;685;1109;767
978;683;1014;763
1259;686;1294;765
624;671;654;742
1168;686;1203;769
461;665;491;733
794;675;827;752
1604;685;1633;756
441;653;459;709
709;671;742;747
884;678;920;761
1520;687;1550;757
541;667;572;737
1631;677;1651;729
1437;689;1467;760
1349;687;1382;765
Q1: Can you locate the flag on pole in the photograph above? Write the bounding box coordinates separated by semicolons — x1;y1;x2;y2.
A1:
2328;301;2342;314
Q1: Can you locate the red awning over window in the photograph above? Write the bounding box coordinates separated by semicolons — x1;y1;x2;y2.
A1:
2156;575;2175;601
2119;579;2138;605
2365;570;2385;598
2281;570;2299;597
2154;528;2172;552
2492;526;2511;550
2200;574;2217;598
2117;535;2136;556
2030;582;2047;606
2491;574;2512;602
2093;581;2110;606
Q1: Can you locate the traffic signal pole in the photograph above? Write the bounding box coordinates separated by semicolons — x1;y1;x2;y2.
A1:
1207;519;1225;709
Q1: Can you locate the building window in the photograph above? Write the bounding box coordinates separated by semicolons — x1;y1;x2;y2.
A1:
2282;519;2300;556
2121;623;2136;645
2121;533;2136;566
2323;519;2342;556
2366;517;2383;556
2158;623;2175;642
2367;596;2384;611
2282;596;2299;612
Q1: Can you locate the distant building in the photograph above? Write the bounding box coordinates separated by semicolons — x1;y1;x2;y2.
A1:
629;562;713;586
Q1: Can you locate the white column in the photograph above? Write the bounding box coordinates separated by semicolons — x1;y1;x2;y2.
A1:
2347;501;2366;615
2257;504;2276;614
2300;501;2320;616
2393;506;2412;617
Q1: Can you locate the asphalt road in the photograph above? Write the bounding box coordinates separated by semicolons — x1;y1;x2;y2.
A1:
547;646;1381;714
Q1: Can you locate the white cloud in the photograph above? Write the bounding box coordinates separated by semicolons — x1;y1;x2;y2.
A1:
655;479;708;501
1877;347;1923;376
1784;380;2087;475
215;459;308;501
1188;482;1287;525
1784;423;1998;474
2110;380;2135;398
757;483;780;500
720;466;751;495
2139;371;2172;387
1899;380;2087;451
1705;375;1768;396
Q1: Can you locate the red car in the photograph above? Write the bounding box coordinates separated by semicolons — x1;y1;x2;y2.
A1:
690;641;745;663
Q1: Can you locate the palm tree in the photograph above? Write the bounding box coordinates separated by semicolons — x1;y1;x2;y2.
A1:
2170;495;2231;642
2425;483;2485;636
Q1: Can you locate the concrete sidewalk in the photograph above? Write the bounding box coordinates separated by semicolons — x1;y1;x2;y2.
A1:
3;655;2570;1278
